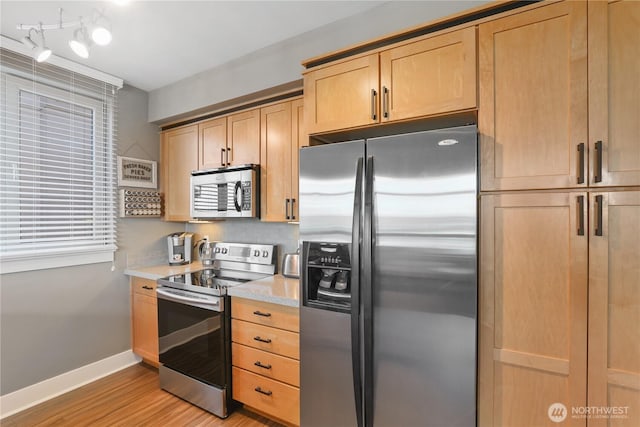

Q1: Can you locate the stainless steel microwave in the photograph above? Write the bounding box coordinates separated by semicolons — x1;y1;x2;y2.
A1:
190;165;259;219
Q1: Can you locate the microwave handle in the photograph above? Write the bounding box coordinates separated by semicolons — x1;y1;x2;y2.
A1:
234;181;242;212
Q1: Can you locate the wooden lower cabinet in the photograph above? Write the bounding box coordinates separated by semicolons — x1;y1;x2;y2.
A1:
232;367;300;425
480;190;640;426
479;192;588;426
588;191;640;426
130;277;158;366
231;297;300;426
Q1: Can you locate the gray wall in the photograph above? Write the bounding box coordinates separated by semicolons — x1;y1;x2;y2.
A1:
0;85;178;396
149;0;489;123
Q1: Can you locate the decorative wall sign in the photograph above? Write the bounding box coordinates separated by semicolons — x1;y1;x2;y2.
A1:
117;156;157;188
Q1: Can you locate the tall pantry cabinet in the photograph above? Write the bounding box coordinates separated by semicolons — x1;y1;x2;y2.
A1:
478;1;639;426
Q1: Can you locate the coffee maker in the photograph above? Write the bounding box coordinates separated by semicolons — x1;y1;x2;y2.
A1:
167;232;193;265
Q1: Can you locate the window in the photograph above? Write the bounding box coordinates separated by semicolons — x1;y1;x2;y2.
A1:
1;48;119;273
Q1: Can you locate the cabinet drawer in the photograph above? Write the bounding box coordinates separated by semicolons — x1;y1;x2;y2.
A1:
232;367;300;426
232;342;299;387
131;277;156;297
232;297;299;332
231;319;299;360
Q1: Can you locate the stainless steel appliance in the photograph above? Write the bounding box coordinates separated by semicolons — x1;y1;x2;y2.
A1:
166;232;193;265
156;242;276;418
299;125;478;427
281;252;300;278
191;165;259;219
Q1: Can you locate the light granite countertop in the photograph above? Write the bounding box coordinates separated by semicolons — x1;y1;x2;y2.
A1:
227;274;300;308
124;261;204;281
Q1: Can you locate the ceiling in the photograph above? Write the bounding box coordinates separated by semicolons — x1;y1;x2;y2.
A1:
0;1;385;92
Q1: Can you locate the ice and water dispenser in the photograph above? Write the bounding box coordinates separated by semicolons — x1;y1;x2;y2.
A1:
302;242;352;313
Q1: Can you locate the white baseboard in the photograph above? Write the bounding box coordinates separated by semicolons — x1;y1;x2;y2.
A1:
0;350;141;419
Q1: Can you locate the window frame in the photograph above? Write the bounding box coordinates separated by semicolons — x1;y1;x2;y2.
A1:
1;73;117;273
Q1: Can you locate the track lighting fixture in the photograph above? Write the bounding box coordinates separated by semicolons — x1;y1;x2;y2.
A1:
20;27;52;62
16;8;113;62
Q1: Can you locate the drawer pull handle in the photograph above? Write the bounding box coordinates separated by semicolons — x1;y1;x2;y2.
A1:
254;387;273;396
253;310;272;317
254;361;272;370
142;285;154;290
254;336;272;344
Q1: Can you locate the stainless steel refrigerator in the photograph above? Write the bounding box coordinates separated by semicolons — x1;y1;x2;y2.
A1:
299;125;477;427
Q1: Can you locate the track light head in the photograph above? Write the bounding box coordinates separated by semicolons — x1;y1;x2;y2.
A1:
69;26;90;58
21;29;51;62
34;45;52;62
91;26;112;46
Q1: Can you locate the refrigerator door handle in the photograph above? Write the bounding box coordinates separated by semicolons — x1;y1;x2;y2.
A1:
363;155;374;427
351;157;364;427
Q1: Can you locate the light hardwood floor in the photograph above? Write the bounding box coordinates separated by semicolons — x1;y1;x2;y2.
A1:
2;363;283;427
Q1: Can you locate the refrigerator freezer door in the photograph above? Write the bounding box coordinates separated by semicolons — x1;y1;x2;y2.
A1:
299;141;365;244
367;126;478;426
300;140;364;427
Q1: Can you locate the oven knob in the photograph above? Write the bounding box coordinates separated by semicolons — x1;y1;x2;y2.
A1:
253;250;260;257
262;250;269;257
222;248;228;254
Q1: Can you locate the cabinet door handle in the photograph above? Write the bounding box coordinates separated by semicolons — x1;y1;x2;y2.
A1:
382;86;389;119
576;195;584;236
253;310;272;317
254;336;272;344
254;361;272;370
594;141;603;183
226;147;231;166
254;387;273;396
577;143;585;184
142;285;154;290
594;194;603;236
221;148;225;166
291;198;296;220
285;198;291;220
371;89;377;120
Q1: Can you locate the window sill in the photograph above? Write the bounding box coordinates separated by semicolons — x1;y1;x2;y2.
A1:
0;250;115;274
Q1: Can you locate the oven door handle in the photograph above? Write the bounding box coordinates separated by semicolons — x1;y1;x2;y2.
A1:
156;287;222;312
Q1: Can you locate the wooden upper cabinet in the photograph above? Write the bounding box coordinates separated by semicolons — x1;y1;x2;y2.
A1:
261;102;293;222
588;190;640;426
260;98;305;222
380;26;476;122
291;98;306;220
198;117;227;169
227;109;260;166
161;125;198;221
588;0;640;187
479;1;588;191
304;54;379;135
304;27;477;135
479;192;588;426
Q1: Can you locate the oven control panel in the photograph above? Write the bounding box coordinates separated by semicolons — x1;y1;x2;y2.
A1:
212;242;276;265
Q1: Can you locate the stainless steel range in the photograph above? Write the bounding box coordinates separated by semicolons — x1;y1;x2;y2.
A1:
156;242;276;418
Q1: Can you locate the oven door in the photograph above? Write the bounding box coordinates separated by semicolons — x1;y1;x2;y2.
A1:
157;288;228;389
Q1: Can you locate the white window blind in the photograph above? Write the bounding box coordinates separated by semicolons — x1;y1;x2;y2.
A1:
0;48;118;273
